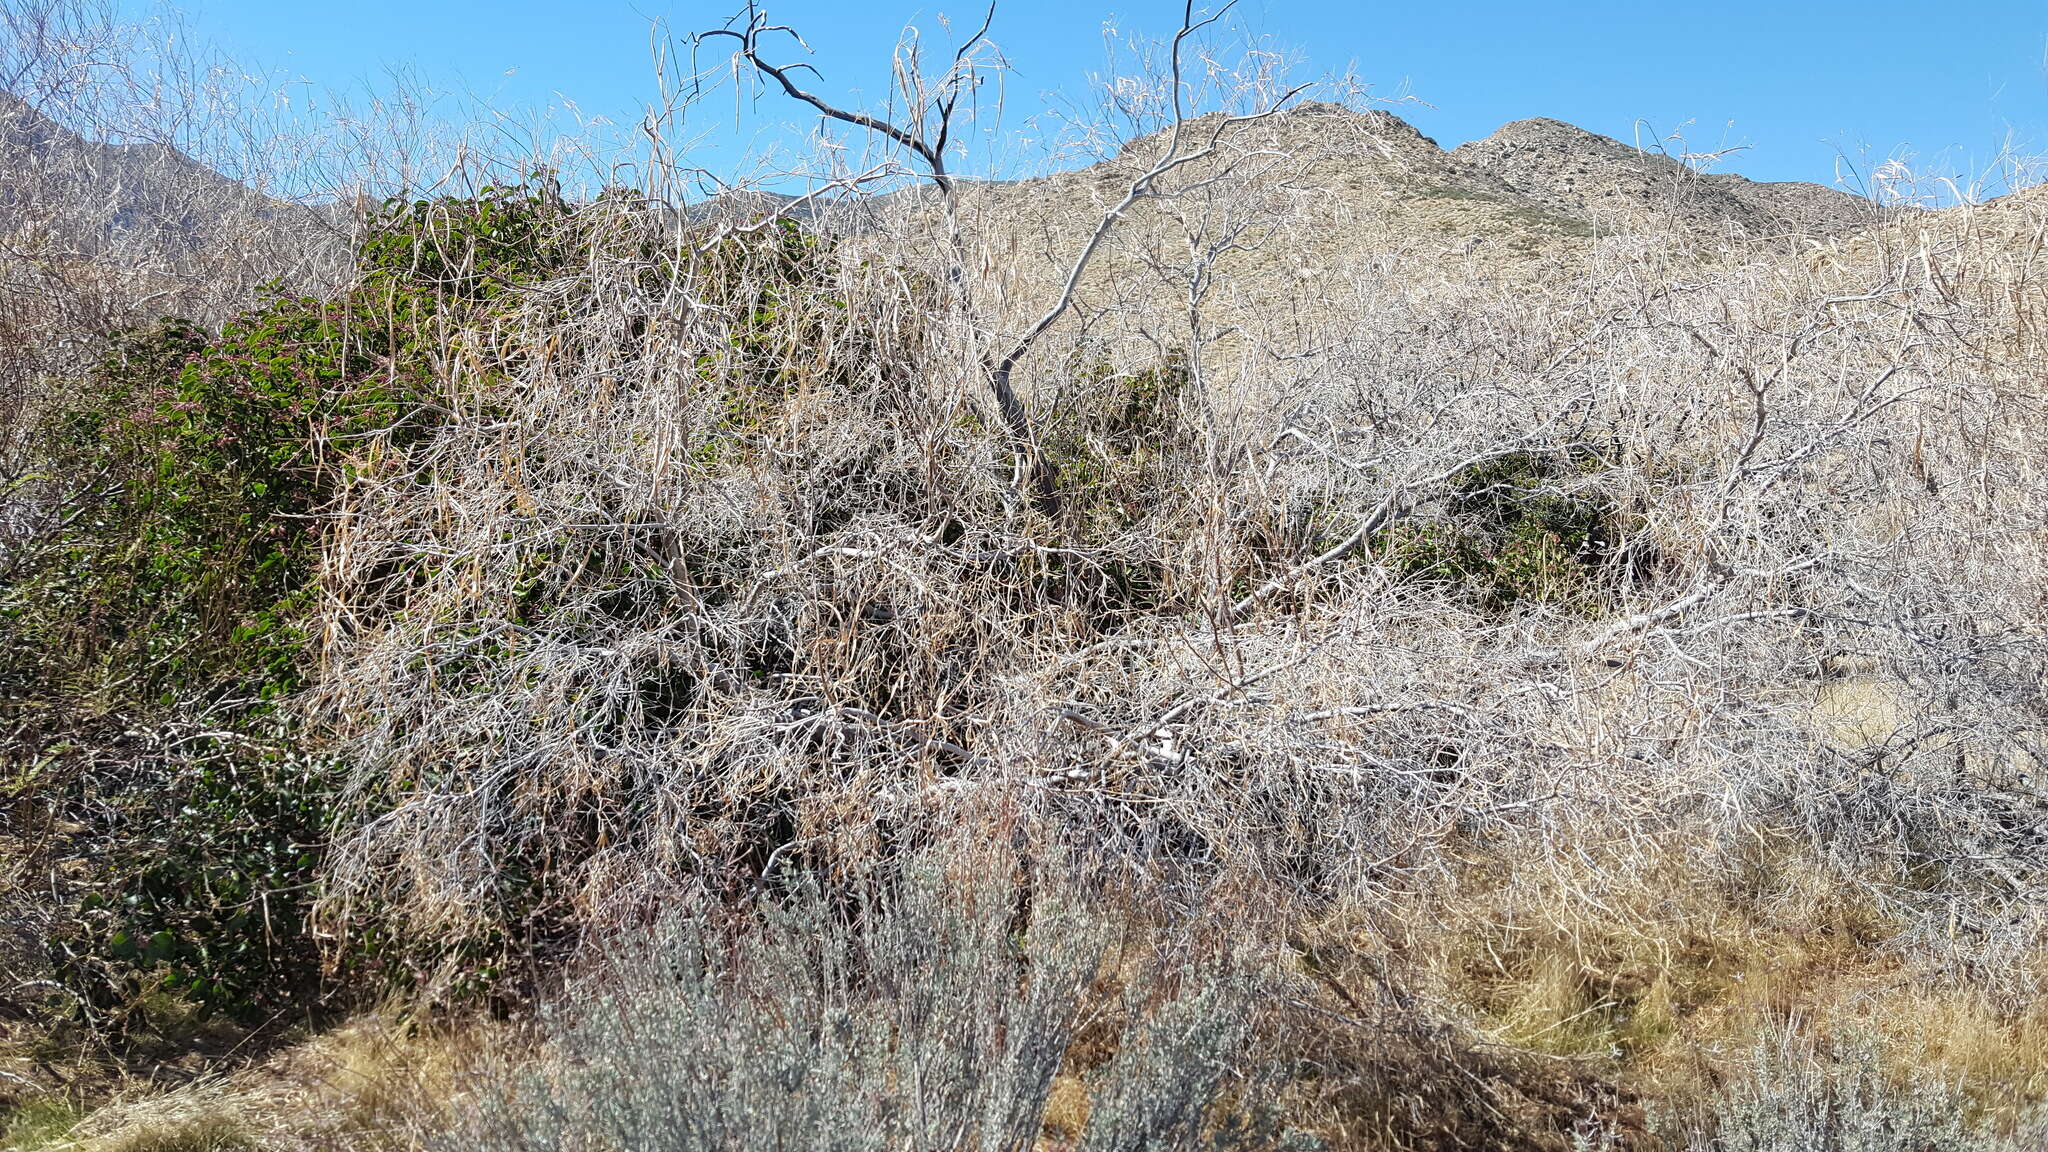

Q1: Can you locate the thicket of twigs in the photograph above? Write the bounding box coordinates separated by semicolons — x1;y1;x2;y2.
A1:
4;0;2047;1147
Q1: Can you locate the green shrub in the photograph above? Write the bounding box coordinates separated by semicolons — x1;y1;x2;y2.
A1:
357;178;576;304
1043;351;1190;525
0;283;445;1028
47;737;340;1030
1376;450;1623;611
0;179;594;1035
1034;351;1194;617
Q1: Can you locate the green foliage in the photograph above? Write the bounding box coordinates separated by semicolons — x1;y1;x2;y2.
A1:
0;178;593;1036
19;315;311;703
1375;450;1622;611
1036;351;1192;616
47;737;341;1029
0;1097;84;1151
0;302;362;1027
690;219;849;465
1043;351;1190;517
358;179;575;303
2;278;447;1027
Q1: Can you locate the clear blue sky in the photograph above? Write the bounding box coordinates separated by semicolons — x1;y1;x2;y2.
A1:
158;0;2048;197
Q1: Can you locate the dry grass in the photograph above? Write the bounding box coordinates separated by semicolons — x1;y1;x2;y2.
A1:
2;1015;495;1152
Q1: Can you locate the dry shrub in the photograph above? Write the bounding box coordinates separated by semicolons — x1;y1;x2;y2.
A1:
284;30;2048;1130
1677;1028;2046;1151
441;843;1283;1152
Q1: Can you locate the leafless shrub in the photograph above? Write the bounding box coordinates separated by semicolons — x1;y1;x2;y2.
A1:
272;3;2048;1023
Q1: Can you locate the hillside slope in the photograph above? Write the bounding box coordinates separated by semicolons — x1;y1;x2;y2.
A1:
1452;116;1877;238
0;91;294;256
762;104;1880;260
798;103;1894;366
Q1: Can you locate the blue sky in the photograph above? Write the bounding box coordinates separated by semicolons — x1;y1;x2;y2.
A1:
156;0;2048;198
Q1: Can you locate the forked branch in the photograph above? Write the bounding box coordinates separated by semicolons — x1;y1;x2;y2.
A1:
704;0;1307;519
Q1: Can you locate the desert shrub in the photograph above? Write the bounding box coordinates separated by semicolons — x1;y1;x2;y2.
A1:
1039;350;1197;616
1685;1035;2039;1152
356;179;579;305
4;304;350;713
434;842;1662;1152
305;199;1040;973
2;310;350;1030
13;4;2048;1142
0;179;600;1034
1044;351;1192;498
0;180;588;724
42;733;340;1032
443;848;1303;1152
1374;449;1624;611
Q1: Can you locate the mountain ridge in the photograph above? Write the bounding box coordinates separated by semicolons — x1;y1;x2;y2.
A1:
1451;114;1878;237
704;103;1883;250
5;88;1890;274
0;90;293;254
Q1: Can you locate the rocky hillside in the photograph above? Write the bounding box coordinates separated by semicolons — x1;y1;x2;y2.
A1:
740;104;1881;262
3;92;262;251
1452;115;1877;238
854;102;1894;373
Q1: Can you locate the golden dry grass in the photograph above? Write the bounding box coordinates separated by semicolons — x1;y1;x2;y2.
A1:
3;1015;501;1152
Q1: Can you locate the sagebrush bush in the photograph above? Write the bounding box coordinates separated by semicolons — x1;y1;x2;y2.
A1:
445;849;1301;1152
1687;1035;2042;1152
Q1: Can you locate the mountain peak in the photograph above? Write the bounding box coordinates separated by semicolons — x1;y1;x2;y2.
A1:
1485;116;1601;137
1461;116;1647;160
